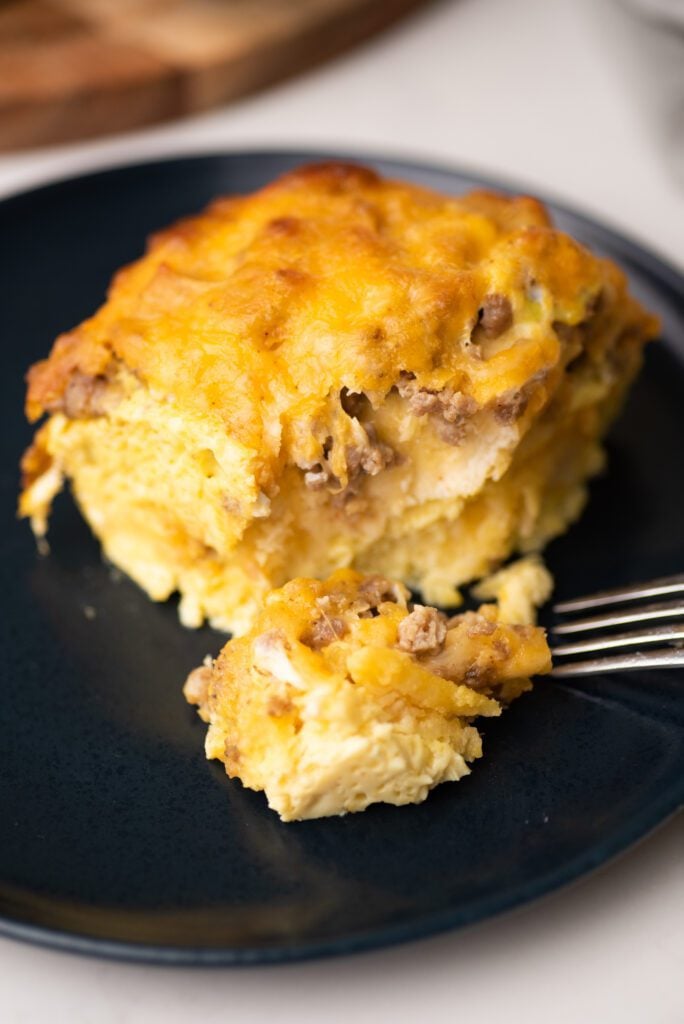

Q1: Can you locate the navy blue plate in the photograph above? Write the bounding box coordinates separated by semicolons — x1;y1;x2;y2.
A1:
0;151;682;965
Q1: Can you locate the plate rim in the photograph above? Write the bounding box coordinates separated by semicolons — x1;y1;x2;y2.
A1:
1;148;682;965
0;798;681;967
2;146;683;295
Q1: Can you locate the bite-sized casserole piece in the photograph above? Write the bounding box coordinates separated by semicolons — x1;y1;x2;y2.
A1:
184;568;552;820
20;162;658;633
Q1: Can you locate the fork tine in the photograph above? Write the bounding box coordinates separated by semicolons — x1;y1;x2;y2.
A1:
553;573;684;613
551;622;684;656
550;648;684;677
552;598;684;635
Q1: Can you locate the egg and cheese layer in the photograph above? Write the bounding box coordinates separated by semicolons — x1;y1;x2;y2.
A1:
184;568;552;820
20;162;658;633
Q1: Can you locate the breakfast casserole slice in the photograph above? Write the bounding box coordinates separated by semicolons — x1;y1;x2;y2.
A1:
184;568;552;820
20;162;658;633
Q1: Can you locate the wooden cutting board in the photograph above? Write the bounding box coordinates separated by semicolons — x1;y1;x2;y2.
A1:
0;0;429;151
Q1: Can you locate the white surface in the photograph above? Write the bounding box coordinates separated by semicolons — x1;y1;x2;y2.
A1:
1;0;682;1020
0;815;682;1024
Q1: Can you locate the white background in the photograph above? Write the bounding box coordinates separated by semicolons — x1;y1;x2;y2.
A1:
1;1;682;1020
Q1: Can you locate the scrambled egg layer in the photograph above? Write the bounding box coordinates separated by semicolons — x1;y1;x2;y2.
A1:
20;162;658;632
184;569;552;820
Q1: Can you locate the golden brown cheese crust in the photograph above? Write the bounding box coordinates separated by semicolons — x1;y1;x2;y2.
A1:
20;162;659;630
24;161;652;469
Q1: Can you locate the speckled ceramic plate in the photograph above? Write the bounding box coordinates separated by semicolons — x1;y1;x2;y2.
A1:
0;151;682;965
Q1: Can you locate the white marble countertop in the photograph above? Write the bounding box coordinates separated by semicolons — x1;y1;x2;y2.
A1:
1;1;682;1020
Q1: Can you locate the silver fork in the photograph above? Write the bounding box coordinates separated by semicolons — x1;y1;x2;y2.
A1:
550;573;684;677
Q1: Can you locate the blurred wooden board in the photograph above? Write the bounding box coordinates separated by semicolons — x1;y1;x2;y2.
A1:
0;0;429;151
